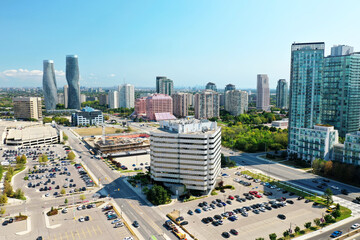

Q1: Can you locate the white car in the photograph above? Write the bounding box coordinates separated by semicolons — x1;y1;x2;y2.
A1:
351;223;360;229
79;217;85;222
115;222;124;228
111;219;120;224
259;207;266;212
331;185;339;190
62;208;68;213
77;206;82;210
45;193;50;197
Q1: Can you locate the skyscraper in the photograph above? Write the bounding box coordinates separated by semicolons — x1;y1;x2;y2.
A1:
194;90;219;119
322;46;360;137
256;74;270;111
225;90;248;116
63;85;69;108
288;42;327;161
66;55;80;109
172;92;190;117
225;84;235;92
205;82;217;91
108;90;119;109
42;60;58;110
156;76;173;95
118;84;135;108
276;79;288;109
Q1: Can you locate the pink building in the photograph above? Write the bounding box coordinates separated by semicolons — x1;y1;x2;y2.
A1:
134;97;147;116
134;94;175;121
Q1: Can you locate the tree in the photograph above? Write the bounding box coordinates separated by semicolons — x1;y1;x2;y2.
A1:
14;188;24;199
336;203;340;210
0;208;5;215
63;133;68;141
304;222;311;228
314;218;321;226
255;238;265;240
324;188;333;206
20;154;27;164
60;188;66;195
79;194;86;201
324;161;333;176
4;181;14;197
324;214;335;223
332;209;341;218
0;194;8;204
295;226;300;233
67;151;76;160
146;185;170;205
269;233;277;240
38;154;48;164
64;198;68;205
283;231;289;237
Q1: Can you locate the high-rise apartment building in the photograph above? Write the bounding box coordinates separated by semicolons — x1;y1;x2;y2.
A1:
205;82;217;91
225;90;248;116
156;76;173;96
80;94;86;103
13;97;42;120
57;93;64;105
172;93;189;117
288;42;325;161
256;74;270;111
194;90;219;119
117;84;135;108
146;94;174;121
150;119;221;194
322;47;360;137
63;85;69;108
43;60;58;110
331;45;354;56
225;84;235;92
66;55;80;109
276;79;288;109
108;90;119;109
99;94;108;106
134;97;147;116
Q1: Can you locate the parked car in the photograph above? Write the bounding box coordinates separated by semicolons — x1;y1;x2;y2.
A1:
278;214;286;220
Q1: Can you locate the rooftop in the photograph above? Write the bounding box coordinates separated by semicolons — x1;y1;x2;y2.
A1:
6;125;58;141
152;118;218;134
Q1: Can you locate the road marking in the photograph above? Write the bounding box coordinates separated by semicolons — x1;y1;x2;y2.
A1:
91;225;97;235
76;230;81;239
59;233;63;240
65;231;70;240
70;230;75;240
97;225;102;234
86;226;92;237
81;228;87;238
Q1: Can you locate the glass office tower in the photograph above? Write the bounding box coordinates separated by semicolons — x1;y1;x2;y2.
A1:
322;50;360;137
43;60;58;110
276;79;288;109
66;55;80;109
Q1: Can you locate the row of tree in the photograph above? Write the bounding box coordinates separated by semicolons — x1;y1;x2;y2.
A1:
222;124;288;153
219;109;284;125
312;159;360;185
43;116;70;126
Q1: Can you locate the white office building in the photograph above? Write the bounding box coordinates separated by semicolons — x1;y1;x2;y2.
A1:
108;90;119;109
150;119;221;194
117;84;135;108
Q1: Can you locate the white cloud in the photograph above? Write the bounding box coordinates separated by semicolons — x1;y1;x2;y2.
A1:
109;73;116;77
0;68;66;86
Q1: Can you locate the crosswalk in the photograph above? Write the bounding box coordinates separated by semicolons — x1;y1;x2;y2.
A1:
333;196;360;216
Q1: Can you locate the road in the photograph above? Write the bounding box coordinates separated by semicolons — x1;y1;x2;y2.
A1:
63;127;174;240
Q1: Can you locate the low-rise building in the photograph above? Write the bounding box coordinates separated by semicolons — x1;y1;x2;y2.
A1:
5;125;61;146
288;125;339;161
271;119;289;128
71;107;104;126
150;119;221;194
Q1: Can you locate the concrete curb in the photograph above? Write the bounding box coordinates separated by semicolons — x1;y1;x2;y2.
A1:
15;215;31;235
43;208;61;229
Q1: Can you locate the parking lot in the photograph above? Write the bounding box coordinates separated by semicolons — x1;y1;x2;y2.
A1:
0;216;27;234
46;203;134;240
112;154;150;171
160;170;326;240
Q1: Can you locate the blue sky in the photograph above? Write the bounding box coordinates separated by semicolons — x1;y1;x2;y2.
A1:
1;0;359;89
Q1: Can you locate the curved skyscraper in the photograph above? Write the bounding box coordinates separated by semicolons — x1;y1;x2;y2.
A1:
43;60;58;110
66;55;80;109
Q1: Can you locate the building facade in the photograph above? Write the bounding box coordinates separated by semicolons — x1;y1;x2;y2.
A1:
172;93;190;118
194;90;220;119
66;55;80;109
225;90;248;116
134;97;147;116
118;84;135;108
288;125;339;161
146;94;173;121
80;94;86;103
322;49;360;137
108;90;119;109
71;106;104;126
42;60;58;110
225;84;236;92
156;76;174;96
150;119;221;194
256;74;270;111
205;82;217;91
276;79;288;109
13;97;42;120
343;131;360;166
63;85;69;108
99;94;108;106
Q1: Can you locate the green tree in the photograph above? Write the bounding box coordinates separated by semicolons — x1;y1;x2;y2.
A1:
269;233;277;240
20;154;27;164
64;198;68;205
304;222;311;228
332;209;341;218
283;231;289;237
314;218;321;226
295;226;300;233
0;194;8;204
67;151;76;160
79;194;86;201
4;181;14;197
60;188;66;195
146;185;170;205
14;188;25;199
0;207;5;215
324;188;333;206
63;133;68;141
255;238;265;240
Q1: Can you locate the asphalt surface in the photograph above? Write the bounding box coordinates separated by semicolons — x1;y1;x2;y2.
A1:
63;127;174;240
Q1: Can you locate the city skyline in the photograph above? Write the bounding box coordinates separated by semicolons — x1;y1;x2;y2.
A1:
1;1;360;88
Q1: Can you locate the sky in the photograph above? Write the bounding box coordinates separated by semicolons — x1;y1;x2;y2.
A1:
1;0;360;89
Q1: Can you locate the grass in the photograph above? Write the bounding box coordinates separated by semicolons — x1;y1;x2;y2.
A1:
183;195;207;202
74;127;126;137
260;155;312;171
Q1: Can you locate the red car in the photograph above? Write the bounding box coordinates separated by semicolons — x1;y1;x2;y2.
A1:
228;195;234;200
255;194;262;198
249;191;258;195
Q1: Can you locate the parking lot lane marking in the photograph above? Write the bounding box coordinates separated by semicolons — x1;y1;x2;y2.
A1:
65;231;70;240
59;233;63;240
81;228;87;238
86;226;92;237
70;230;75;240
91;225;97;235
76;230;81;239
97;225;102;234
